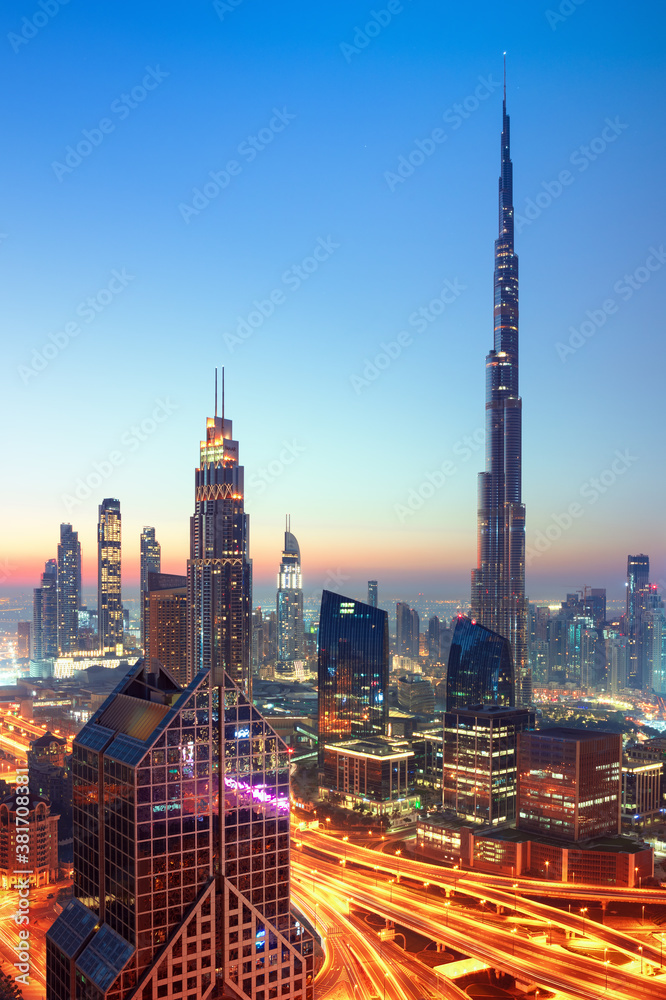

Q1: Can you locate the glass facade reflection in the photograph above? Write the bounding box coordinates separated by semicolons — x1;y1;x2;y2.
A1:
317;590;388;767
98;499;123;655
446;615;514;710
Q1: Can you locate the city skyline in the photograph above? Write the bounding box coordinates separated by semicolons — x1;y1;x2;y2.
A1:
2;1;665;603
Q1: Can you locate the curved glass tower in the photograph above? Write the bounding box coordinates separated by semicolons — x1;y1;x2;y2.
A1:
471;68;528;705
446;615;514;710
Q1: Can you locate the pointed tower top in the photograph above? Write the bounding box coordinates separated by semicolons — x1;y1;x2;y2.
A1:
503;52;506;106
214;367;218;418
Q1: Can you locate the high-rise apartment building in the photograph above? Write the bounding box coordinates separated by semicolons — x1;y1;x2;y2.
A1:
471;69;529;705
446;615;514;710
57;523;81;653
367;581;378;608
276;517;304;662
145;571;188;685
443;706;534;825
396;602;419;659
140;527;161;646
33;559;58;661
187;407;251;696
98;499;123;654
318;590;388;765
517;728;622;841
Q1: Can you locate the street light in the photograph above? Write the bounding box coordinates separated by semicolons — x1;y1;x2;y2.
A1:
510;926;517;955
395;849;401;882
424;881;430;905
512;882;519;914
639;945;643;976
580;906;588;936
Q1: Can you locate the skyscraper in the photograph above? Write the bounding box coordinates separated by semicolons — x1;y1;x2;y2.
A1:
471;66;529;705
57;523;81;653
396;602;419;659
446;615;514;711
626;554;650;689
33;559;58;660
317;590;388;765
145;571;188;685
276;516;304;662
140;526;161;646
187;397;251;696
367;580;378;608
98;498;123;654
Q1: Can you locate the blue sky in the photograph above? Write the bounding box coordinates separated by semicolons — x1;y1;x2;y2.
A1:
1;0;664;604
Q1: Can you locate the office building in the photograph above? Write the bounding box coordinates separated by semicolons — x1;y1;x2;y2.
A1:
397;674;435;715
17;621;31;659
276;517;304;662
319;736;418;818
317;590;388;765
471;70;529;705
621;758;662;831
57;523;81;654
396;602;419;659
517;728;622;841
367;581;378;608
625;554;650;689
98;499;123;654
442;706;534;825
145;571;188;685
140;527;161;645
446;615;514;710
187;404;251;696
33;559;58;661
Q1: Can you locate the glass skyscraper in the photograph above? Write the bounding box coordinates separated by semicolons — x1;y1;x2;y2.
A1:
187;409;251;698
33;558;58;660
367;581;378;608
98;499;123;654
57;523;81;654
471;68;529;705
446;615;514;711
276;517;304;662
317;590;388;765
626;553;650;689
140;527;161;647
47;398;313;1000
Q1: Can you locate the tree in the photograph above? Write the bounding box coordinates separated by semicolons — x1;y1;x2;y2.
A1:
0;969;24;1000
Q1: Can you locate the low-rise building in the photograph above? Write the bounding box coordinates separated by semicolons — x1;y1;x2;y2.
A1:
319;737;419;818
622;758;663;831
0;792;59;888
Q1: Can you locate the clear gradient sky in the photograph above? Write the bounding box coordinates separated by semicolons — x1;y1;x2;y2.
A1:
1;0;664;605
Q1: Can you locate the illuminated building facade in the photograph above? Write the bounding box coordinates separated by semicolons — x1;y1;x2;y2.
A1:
17;621;31;658
471;70;529;705
626;553;650;689
367;581;378;608
317;590;388;767
187;408;251;696
46;660;313;1000
319;737;418;817
140;527;161;646
145;572;188;685
442;706;534;825
517;728;622;841
276;517;304;662
34;558;58;661
98;499;123;654
621;758;662;830
57;523;81;653
0;792;59;888
396;674;435;715
446;615;513;710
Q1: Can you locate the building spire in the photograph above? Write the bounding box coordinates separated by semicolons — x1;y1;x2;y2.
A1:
503;51;506;108
214;367;218;418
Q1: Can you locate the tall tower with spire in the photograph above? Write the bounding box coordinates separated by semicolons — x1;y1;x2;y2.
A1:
277;515;304;662
471;60;529;705
187;370;252;696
